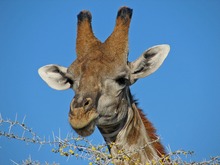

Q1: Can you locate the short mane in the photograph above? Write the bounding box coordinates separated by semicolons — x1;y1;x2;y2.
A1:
137;107;166;156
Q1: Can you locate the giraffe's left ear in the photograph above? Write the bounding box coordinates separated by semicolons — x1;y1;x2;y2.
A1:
129;44;170;84
38;64;72;90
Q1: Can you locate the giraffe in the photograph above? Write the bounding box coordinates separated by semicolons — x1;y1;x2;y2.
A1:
38;7;170;164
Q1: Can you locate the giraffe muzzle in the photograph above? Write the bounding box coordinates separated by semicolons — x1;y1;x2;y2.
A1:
69;106;99;130
68;95;99;136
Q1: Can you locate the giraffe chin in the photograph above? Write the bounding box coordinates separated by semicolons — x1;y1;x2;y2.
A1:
69;108;99;137
73;120;96;137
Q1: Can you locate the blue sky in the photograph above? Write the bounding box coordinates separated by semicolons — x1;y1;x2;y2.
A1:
1;1;220;164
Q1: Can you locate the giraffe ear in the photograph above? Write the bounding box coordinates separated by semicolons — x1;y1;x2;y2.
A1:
38;64;71;90
129;44;170;84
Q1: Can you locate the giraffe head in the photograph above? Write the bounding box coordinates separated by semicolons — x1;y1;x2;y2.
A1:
38;7;170;136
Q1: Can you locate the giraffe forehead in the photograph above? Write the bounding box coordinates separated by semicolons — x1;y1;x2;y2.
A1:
69;57;128;79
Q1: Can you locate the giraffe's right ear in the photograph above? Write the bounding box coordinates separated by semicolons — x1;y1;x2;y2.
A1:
129;44;170;84
38;64;71;90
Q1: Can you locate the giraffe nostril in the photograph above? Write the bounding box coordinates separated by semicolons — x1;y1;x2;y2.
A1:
84;98;93;110
84;100;90;106
71;95;94;111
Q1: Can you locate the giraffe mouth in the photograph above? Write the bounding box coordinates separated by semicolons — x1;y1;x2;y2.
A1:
69;107;99;136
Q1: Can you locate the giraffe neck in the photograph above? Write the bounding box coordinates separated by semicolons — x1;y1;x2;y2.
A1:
98;88;165;164
98;115;127;143
109;103;159;164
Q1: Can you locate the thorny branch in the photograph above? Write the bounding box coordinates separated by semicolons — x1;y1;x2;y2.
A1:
0;114;111;164
0;114;220;165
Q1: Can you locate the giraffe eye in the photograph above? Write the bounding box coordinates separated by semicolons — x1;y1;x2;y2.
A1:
115;77;128;86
